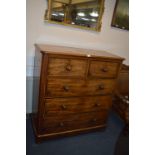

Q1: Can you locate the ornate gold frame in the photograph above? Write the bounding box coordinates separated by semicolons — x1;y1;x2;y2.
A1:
44;0;105;31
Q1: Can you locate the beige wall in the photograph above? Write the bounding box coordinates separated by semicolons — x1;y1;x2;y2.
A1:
26;0;129;76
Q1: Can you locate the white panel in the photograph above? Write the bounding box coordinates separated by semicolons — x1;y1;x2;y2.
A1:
26;77;33;113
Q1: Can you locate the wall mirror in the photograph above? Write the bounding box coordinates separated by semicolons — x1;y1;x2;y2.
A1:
45;0;105;31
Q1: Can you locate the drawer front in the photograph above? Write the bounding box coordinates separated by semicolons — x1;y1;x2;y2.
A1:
44;96;112;117
47;57;87;77
41;111;107;133
89;60;119;78
46;79;115;97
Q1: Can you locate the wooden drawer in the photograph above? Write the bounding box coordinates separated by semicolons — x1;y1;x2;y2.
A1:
44;96;112;117
89;60;119;78
47;57;87;77
41;111;107;133
46;79;115;97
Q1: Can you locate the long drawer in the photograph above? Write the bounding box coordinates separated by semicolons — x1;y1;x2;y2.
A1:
46;79;115;97
43;96;112;117
41;111;107;134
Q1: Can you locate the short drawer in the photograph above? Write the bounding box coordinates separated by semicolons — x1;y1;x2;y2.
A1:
47;57;87;77
43;96;112;117
41;111;107;133
46;79;115;97
89;60;119;78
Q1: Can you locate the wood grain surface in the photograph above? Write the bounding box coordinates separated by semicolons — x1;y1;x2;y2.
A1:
32;44;124;142
43;96;112;117
46;78;115;97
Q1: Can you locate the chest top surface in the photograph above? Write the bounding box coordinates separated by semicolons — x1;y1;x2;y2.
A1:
35;44;124;60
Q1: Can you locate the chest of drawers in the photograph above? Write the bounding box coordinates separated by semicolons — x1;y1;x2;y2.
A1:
32;44;124;142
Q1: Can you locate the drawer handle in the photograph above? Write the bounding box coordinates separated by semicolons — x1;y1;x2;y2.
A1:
92;118;97;122
63;86;70;91
61;104;67;110
65;64;72;71
101;68;108;72
59;122;64;127
95;103;101;107
98;85;104;90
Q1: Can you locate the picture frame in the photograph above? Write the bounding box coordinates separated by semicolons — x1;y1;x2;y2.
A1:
44;0;105;32
111;0;129;30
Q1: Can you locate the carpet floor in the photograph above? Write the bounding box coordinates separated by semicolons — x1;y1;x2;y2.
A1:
26;111;128;155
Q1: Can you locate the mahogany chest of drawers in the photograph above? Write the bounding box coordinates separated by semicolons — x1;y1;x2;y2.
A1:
32;44;124;142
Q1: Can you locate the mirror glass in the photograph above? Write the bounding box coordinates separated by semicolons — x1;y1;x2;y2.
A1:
45;0;104;31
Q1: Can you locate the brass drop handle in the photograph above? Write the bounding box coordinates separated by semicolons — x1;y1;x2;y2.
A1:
65;64;72;71
63;85;70;91
59;122;64;127
61;104;67;110
99;84;104;90
101;68;108;72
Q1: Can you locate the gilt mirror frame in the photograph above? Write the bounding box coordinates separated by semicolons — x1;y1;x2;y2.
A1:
44;0;105;31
